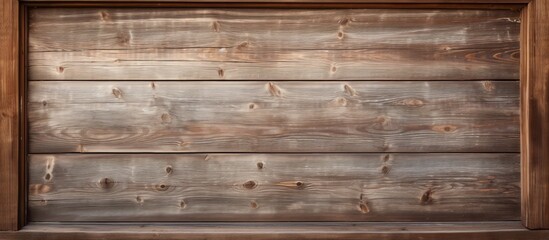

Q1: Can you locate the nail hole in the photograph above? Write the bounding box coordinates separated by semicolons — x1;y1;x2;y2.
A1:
257;162;264;169
44;173;52;181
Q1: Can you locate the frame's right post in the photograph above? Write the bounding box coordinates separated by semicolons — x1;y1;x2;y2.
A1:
521;0;549;230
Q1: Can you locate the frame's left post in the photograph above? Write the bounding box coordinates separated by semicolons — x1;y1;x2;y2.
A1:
0;0;21;231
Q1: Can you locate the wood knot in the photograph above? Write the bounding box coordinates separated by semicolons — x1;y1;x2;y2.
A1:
338;31;344;39
136;196;144;205
256;162;264;169
249;103;258;110
250;200;259;209
44;173;52;181
334;97;348;106
57;66;64;73
237;41;249;50
211;21;220;32
381;165;391;175
432;124;458;133
420;189;433;205
30;184;52;194
382;154;392;162
177;141;190;148
482;81;495;92
161;113;172;123
165;165;173;175
343;84;357;97
117;31;131;45
243;180;258;189
150;82;156;90
217;68;224;78
338;17;350;26
276;181;306;189
99;177;114;189
377;116;391;126
179;199;187;209
266;82;283;97
42;100;48;107
99;11;110;21
331;65;337;73
400;98;424;107
155;183;170;191
358;201;370;213
112;87;123;99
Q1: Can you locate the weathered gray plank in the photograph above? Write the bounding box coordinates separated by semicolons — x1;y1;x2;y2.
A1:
28;8;520;80
28;153;520;221
28;81;519;153
10;221;549;240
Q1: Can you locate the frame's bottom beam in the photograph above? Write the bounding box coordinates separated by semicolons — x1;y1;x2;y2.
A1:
2;222;548;240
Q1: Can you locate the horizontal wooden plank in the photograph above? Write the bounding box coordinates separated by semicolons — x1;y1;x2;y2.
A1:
28;81;520;153
28;153;520;221
7;222;549;240
28;8;520;80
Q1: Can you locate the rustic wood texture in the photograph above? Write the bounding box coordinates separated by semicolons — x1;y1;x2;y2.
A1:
28;81;519;153
0;0;20;231
28;8;520;80
521;0;549;229
6;222;549;240
28;153;520;221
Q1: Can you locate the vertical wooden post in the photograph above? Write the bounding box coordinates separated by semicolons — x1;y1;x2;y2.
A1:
521;0;549;230
0;0;20;231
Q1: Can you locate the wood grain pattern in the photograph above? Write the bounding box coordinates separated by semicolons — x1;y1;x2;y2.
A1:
521;0;549;229
28;81;519;153
28;8;520;80
6;222;549;240
28;153;520;221
0;0;20;231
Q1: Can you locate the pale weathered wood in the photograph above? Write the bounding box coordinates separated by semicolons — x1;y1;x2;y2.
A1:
6;222;549;240
28;81;519;153
28;153;520;221
0;0;20;231
28;8;520;80
521;0;549;229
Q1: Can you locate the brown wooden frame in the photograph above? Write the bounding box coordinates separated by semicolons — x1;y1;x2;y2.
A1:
1;0;548;238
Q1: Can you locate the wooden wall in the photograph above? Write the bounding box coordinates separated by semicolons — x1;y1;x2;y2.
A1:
27;8;521;222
